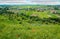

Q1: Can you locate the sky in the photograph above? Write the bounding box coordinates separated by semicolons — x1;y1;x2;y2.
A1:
0;0;60;5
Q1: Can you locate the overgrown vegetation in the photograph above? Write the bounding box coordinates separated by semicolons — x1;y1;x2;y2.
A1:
0;5;60;39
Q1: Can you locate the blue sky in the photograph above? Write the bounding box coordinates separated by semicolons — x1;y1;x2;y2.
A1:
0;0;60;5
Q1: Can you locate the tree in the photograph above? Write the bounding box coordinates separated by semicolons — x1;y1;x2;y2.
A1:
54;7;59;10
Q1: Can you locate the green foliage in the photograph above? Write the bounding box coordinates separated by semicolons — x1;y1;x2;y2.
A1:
0;5;60;39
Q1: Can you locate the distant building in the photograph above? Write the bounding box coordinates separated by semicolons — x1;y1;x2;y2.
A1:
36;8;45;12
50;10;57;14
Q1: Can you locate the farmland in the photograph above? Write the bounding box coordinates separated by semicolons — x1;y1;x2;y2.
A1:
0;5;60;39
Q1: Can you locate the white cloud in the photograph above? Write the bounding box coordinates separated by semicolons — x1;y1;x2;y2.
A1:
0;0;30;4
0;0;60;5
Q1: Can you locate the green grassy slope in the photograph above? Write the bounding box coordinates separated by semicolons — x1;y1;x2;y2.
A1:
0;13;60;39
0;5;60;39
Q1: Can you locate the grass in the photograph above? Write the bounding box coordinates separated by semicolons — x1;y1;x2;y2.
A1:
0;15;60;39
0;5;60;39
0;23;60;39
0;13;60;39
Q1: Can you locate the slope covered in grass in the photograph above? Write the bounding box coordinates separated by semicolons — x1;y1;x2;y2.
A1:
0;5;60;39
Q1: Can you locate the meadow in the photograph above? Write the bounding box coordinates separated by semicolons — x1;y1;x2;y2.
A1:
0;5;60;39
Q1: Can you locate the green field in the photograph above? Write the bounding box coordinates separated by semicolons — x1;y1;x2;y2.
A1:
0;5;60;39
